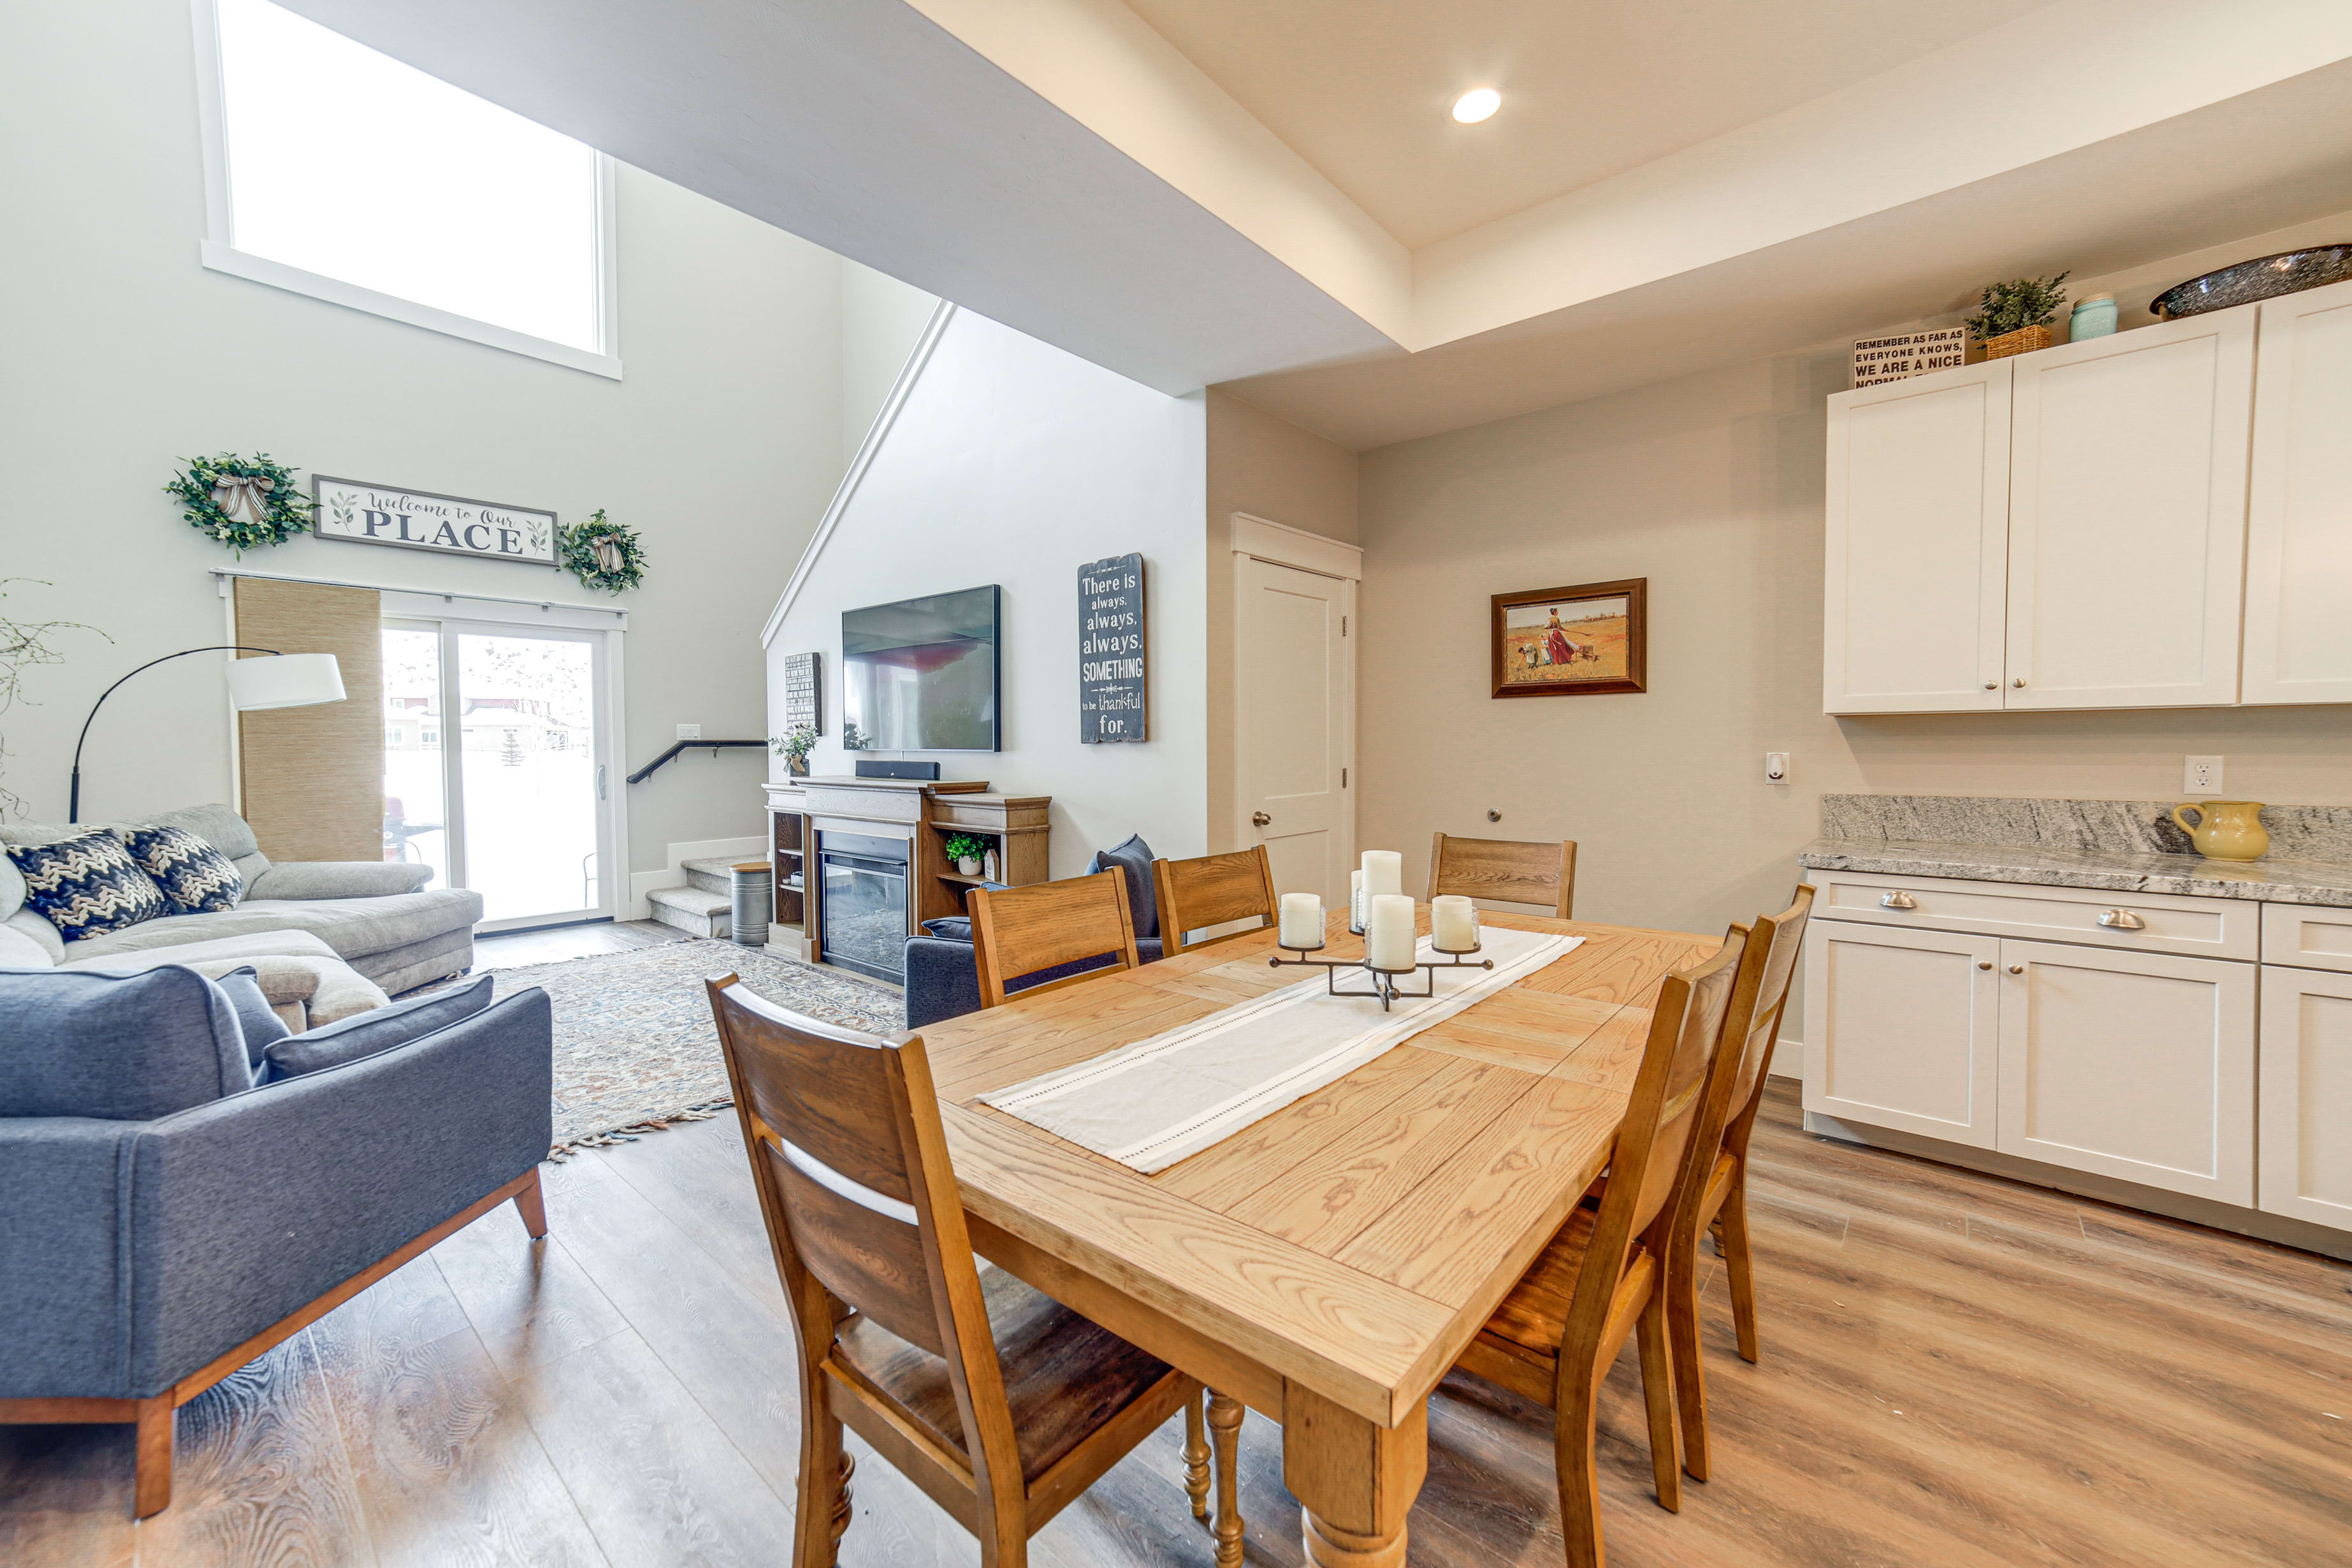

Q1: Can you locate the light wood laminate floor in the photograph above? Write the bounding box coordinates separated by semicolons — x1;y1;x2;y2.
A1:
7;1077;2346;1565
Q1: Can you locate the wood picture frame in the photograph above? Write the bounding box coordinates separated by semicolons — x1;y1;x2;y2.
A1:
1490;578;1648;698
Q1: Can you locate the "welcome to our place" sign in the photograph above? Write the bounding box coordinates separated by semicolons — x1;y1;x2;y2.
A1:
310;475;560;566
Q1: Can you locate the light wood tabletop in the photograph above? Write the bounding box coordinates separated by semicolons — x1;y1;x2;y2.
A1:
927;906;1720;1565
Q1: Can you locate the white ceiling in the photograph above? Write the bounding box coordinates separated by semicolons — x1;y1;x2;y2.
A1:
1121;0;2051;247
272;0;2352;446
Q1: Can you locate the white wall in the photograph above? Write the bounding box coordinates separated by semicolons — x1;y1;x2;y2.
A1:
1355;210;2352;1032
841;268;941;468
0;0;852;880
767;309;1208;873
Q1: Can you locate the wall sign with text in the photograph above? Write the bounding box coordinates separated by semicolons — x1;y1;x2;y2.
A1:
1850;327;1969;389
1078;552;1147;743
311;476;559;565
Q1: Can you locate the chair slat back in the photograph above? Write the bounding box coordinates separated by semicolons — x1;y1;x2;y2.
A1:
1720;885;1815;1136
968;871;1140;1008
1152;846;1278;955
705;979;987;1365
1430;832;1577;918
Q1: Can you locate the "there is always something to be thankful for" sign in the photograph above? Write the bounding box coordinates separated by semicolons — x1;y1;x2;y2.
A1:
311;476;559;566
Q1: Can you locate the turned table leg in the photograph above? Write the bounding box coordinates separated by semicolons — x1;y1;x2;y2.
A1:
1282;1381;1426;1568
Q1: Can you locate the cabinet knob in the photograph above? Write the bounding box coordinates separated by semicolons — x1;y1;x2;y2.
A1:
1978;960;1993;971
1251;811;1272;827
2097;908;2146;930
1880;890;1917;910
2012;677;2026;687
1984;681;1997;690
2008;964;2024;975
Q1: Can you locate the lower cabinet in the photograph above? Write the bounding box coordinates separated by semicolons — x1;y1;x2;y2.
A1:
1803;920;2000;1149
1804;919;2257;1203
1996;940;2254;1205
2259;965;2352;1229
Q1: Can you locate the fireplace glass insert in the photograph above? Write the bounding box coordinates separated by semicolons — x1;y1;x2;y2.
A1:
818;831;910;984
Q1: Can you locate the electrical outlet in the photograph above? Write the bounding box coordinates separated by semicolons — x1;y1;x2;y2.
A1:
1764;751;1791;785
677;723;701;741
2184;755;2223;794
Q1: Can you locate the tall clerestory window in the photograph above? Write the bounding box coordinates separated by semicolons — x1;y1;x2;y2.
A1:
198;0;618;375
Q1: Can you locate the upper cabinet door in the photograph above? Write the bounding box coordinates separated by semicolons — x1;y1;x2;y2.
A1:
2005;310;2254;709
2243;278;2352;706
1823;361;2010;714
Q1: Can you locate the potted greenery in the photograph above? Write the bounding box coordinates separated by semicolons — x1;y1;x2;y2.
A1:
770;725;816;778
943;834;989;878
1965;271;2070;359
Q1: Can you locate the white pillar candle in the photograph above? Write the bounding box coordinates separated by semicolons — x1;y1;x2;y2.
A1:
1349;869;1365;933
1279;892;1324;948
1365;894;1416;971
1361;850;1403;898
1431;895;1479;952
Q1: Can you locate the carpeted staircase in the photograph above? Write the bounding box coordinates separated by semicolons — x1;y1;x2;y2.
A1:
646;856;746;938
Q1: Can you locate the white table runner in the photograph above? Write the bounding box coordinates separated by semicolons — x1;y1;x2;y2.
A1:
979;926;1581;1173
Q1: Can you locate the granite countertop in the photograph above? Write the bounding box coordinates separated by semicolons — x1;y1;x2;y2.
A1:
1798;836;2352;907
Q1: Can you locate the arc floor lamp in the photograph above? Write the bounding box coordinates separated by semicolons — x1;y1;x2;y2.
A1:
68;648;345;823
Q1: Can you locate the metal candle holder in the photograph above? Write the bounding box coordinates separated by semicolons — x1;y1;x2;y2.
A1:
1268;934;1493;1012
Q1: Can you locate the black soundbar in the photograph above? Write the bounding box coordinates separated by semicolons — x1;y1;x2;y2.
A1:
853;759;942;781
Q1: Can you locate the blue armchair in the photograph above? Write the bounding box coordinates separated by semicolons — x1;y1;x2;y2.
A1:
0;965;553;1516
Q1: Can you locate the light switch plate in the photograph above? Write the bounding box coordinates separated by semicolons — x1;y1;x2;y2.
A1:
1764;751;1790;785
677;723;702;741
2184;755;2223;794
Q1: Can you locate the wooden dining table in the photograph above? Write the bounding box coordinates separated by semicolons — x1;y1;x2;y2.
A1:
926;906;1721;1565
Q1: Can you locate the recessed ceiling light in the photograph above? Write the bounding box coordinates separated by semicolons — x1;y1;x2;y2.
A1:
1452;88;1500;124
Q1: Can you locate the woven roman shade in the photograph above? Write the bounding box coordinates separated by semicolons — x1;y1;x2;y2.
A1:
233;577;382;861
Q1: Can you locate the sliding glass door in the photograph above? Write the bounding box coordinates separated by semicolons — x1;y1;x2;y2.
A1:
384;615;617;931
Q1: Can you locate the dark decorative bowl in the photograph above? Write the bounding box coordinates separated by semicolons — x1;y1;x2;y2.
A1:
2151;245;2352;319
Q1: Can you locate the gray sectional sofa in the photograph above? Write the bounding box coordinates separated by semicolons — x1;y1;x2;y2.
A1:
1;803;481;996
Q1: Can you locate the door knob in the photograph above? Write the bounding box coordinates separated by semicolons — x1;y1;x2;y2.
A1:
1978;960;1993;970
2008;964;2024;975
1251;811;1271;827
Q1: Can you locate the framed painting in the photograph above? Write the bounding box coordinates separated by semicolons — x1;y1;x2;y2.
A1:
1491;578;1648;698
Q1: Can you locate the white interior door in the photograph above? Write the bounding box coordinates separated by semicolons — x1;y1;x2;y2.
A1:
2243;277;2352;705
1822;360;2010;714
1996;940;2254;1204
383;614;621;931
1235;556;1354;904
2005;309;2254;709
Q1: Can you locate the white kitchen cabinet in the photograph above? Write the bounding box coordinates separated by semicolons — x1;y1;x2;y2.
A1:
1803;920;2000;1148
2243;276;2352;706
1994;940;2254;1205
2005;310;2254;710
1823;361;2011;715
2258;965;2352;1229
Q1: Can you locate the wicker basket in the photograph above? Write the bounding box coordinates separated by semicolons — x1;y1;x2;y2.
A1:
1981;324;2054;360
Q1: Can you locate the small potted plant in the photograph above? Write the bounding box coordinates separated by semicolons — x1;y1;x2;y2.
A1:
1965;271;2070;359
770;725;816;778
944;834;989;878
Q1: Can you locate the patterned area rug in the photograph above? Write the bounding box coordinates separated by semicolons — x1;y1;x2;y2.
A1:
461;938;903;1157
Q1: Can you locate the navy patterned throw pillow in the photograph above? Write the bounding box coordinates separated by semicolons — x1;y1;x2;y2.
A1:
6;830;170;939
114;823;243;915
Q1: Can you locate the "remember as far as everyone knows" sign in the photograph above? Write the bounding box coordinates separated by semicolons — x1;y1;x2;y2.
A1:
1850;326;1970;389
311;476;560;566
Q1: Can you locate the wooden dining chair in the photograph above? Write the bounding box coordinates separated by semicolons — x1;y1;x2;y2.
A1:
967;870;1142;1010
1450;924;1750;1568
1664;883;1815;1482
1151;846;1279;956
1429;831;1578;918
704;976;1243;1567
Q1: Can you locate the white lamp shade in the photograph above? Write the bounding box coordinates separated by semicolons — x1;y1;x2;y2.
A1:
225;652;345;711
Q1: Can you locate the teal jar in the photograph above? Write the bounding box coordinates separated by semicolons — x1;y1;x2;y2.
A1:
2070;293;2118;341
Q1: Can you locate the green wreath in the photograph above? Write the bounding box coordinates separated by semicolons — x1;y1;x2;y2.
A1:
164;453;314;553
560;509;647;593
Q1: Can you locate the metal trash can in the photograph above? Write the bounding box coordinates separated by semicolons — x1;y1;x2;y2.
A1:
729;861;772;947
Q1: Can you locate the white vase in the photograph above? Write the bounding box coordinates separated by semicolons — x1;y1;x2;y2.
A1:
958;857;981;876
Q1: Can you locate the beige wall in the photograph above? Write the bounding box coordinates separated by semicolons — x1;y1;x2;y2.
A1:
1204;389;1360;849
1355;214;2352;1037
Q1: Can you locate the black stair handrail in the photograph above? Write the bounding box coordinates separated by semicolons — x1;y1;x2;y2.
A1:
627;739;767;784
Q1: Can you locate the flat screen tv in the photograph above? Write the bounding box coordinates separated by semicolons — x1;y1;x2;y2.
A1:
841;585;1002;752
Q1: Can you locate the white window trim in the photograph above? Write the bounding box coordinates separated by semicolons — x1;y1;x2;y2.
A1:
189;0;622;380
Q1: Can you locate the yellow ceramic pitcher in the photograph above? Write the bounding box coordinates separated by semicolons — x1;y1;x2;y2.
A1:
2172;801;2270;862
